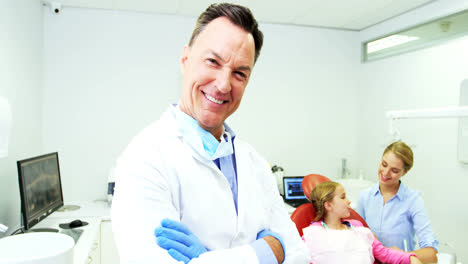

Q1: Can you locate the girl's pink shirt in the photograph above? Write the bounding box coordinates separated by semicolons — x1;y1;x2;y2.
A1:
302;219;416;264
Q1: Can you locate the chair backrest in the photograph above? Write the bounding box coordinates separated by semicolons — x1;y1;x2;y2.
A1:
302;174;331;200
290;174;369;237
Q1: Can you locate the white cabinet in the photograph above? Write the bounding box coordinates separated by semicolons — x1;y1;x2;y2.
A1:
100;220;119;264
35;201;120;264
86;230;101;264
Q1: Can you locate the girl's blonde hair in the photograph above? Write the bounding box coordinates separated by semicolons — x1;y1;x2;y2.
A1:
309;181;340;222
383;141;414;172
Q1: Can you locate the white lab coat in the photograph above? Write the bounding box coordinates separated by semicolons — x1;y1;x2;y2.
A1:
111;106;310;264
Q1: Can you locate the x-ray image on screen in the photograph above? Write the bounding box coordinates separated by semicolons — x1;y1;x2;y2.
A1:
17;152;64;230
22;157;61;218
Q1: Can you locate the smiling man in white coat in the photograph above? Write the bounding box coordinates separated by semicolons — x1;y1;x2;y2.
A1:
111;3;309;264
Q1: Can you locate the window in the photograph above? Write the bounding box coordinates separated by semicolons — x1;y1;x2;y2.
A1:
363;8;468;62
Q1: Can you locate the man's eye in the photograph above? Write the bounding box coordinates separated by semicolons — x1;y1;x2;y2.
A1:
207;58;219;65
234;71;246;80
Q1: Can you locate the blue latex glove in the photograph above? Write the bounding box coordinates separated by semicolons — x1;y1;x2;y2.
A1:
154;218;208;263
257;229;286;263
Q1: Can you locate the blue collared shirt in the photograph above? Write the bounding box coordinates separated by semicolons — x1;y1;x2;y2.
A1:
356;182;439;251
175;106;239;211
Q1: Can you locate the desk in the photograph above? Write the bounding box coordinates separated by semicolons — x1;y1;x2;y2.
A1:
35;201;296;263
34;200;116;264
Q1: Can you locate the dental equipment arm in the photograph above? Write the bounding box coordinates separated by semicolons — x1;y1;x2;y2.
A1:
386;106;468;140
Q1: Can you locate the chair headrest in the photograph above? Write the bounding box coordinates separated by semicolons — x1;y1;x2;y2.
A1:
302;174;331;200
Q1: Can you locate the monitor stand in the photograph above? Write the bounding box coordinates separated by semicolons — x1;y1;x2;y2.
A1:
28;228;59;233
56;204;80;212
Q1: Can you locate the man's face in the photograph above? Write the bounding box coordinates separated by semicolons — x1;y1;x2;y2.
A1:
179;17;255;139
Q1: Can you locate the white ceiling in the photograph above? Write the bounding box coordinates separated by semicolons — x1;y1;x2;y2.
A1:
49;0;437;31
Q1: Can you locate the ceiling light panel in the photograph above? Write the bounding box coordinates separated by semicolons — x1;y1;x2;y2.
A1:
293;0;435;30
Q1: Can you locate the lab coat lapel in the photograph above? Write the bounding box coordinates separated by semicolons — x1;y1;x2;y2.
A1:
234;139;265;233
234;139;246;225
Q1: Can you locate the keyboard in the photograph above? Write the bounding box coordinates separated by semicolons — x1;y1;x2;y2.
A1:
285;199;309;208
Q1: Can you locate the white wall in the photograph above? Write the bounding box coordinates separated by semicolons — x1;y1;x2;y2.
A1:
42;8;192;202
42;7;361;202
0;0;44;236
230;23;361;178
358;0;468;260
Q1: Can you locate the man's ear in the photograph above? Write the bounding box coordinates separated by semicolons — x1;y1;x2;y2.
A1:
180;45;189;74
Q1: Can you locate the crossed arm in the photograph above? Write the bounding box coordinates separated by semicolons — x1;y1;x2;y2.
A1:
155;218;285;264
262;235;285;263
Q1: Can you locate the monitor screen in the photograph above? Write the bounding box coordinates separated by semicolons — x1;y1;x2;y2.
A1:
17;152;64;230
283;176;307;200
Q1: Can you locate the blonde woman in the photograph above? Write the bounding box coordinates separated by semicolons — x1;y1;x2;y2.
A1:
302;181;421;264
356;141;438;263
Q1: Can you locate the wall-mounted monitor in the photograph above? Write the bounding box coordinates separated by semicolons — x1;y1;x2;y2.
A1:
17;152;64;231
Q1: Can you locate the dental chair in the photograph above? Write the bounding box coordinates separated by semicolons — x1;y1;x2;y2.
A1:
290;174;369;237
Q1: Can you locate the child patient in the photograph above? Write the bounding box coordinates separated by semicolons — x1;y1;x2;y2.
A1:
302;181;421;264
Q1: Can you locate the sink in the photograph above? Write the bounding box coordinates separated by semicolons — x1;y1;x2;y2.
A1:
336;179;375;209
0;232;74;264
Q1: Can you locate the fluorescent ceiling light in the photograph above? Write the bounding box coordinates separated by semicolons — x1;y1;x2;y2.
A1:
367;35;419;53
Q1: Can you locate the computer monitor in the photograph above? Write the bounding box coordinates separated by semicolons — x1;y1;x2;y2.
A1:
283;176;308;207
17;152;64;232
